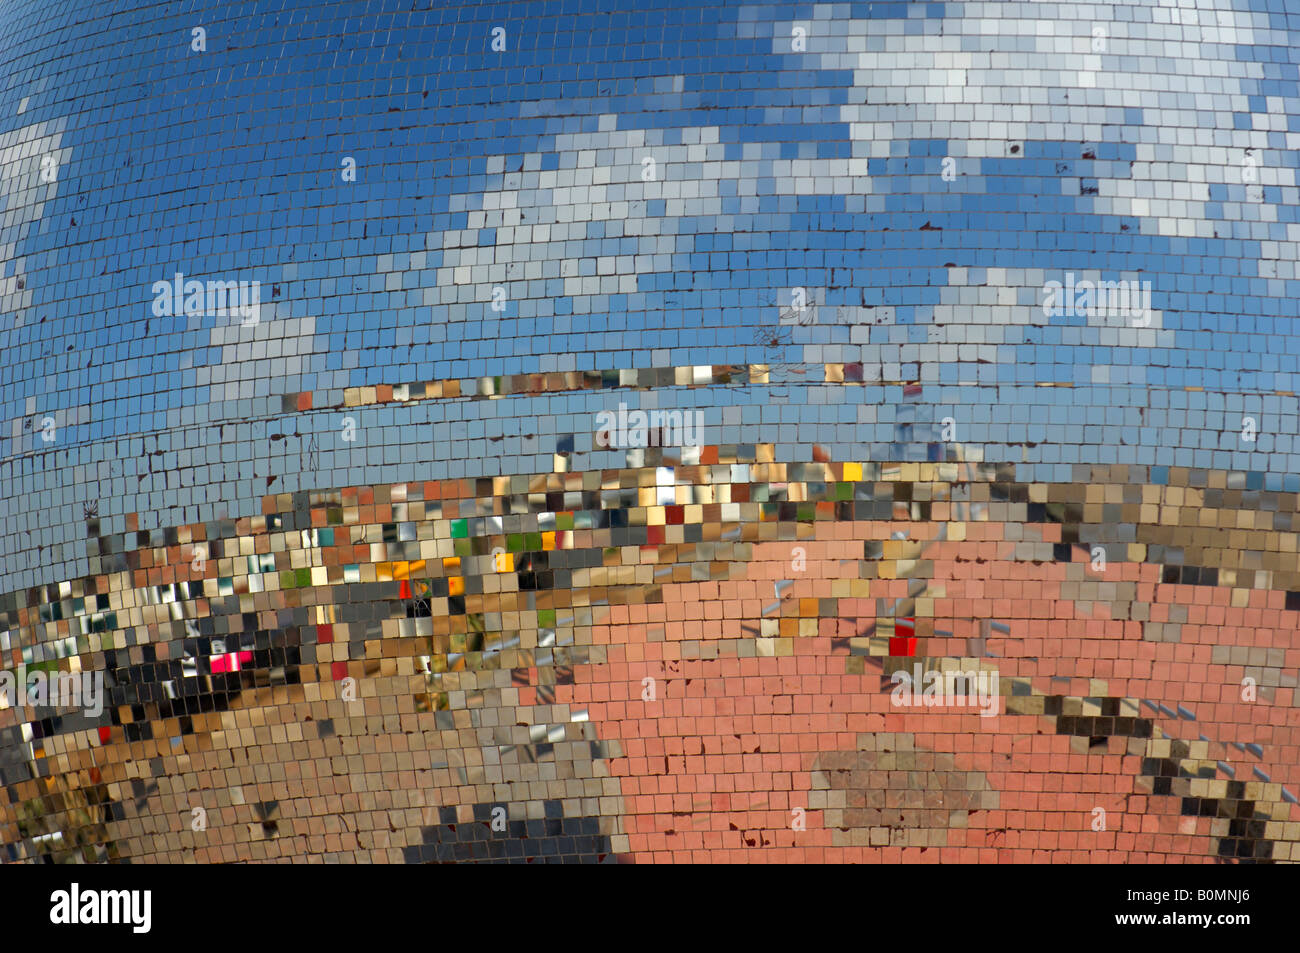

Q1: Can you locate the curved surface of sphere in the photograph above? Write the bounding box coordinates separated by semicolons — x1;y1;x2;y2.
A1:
0;0;1297;863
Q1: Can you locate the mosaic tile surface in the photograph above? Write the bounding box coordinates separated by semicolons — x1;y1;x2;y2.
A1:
0;0;1298;863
